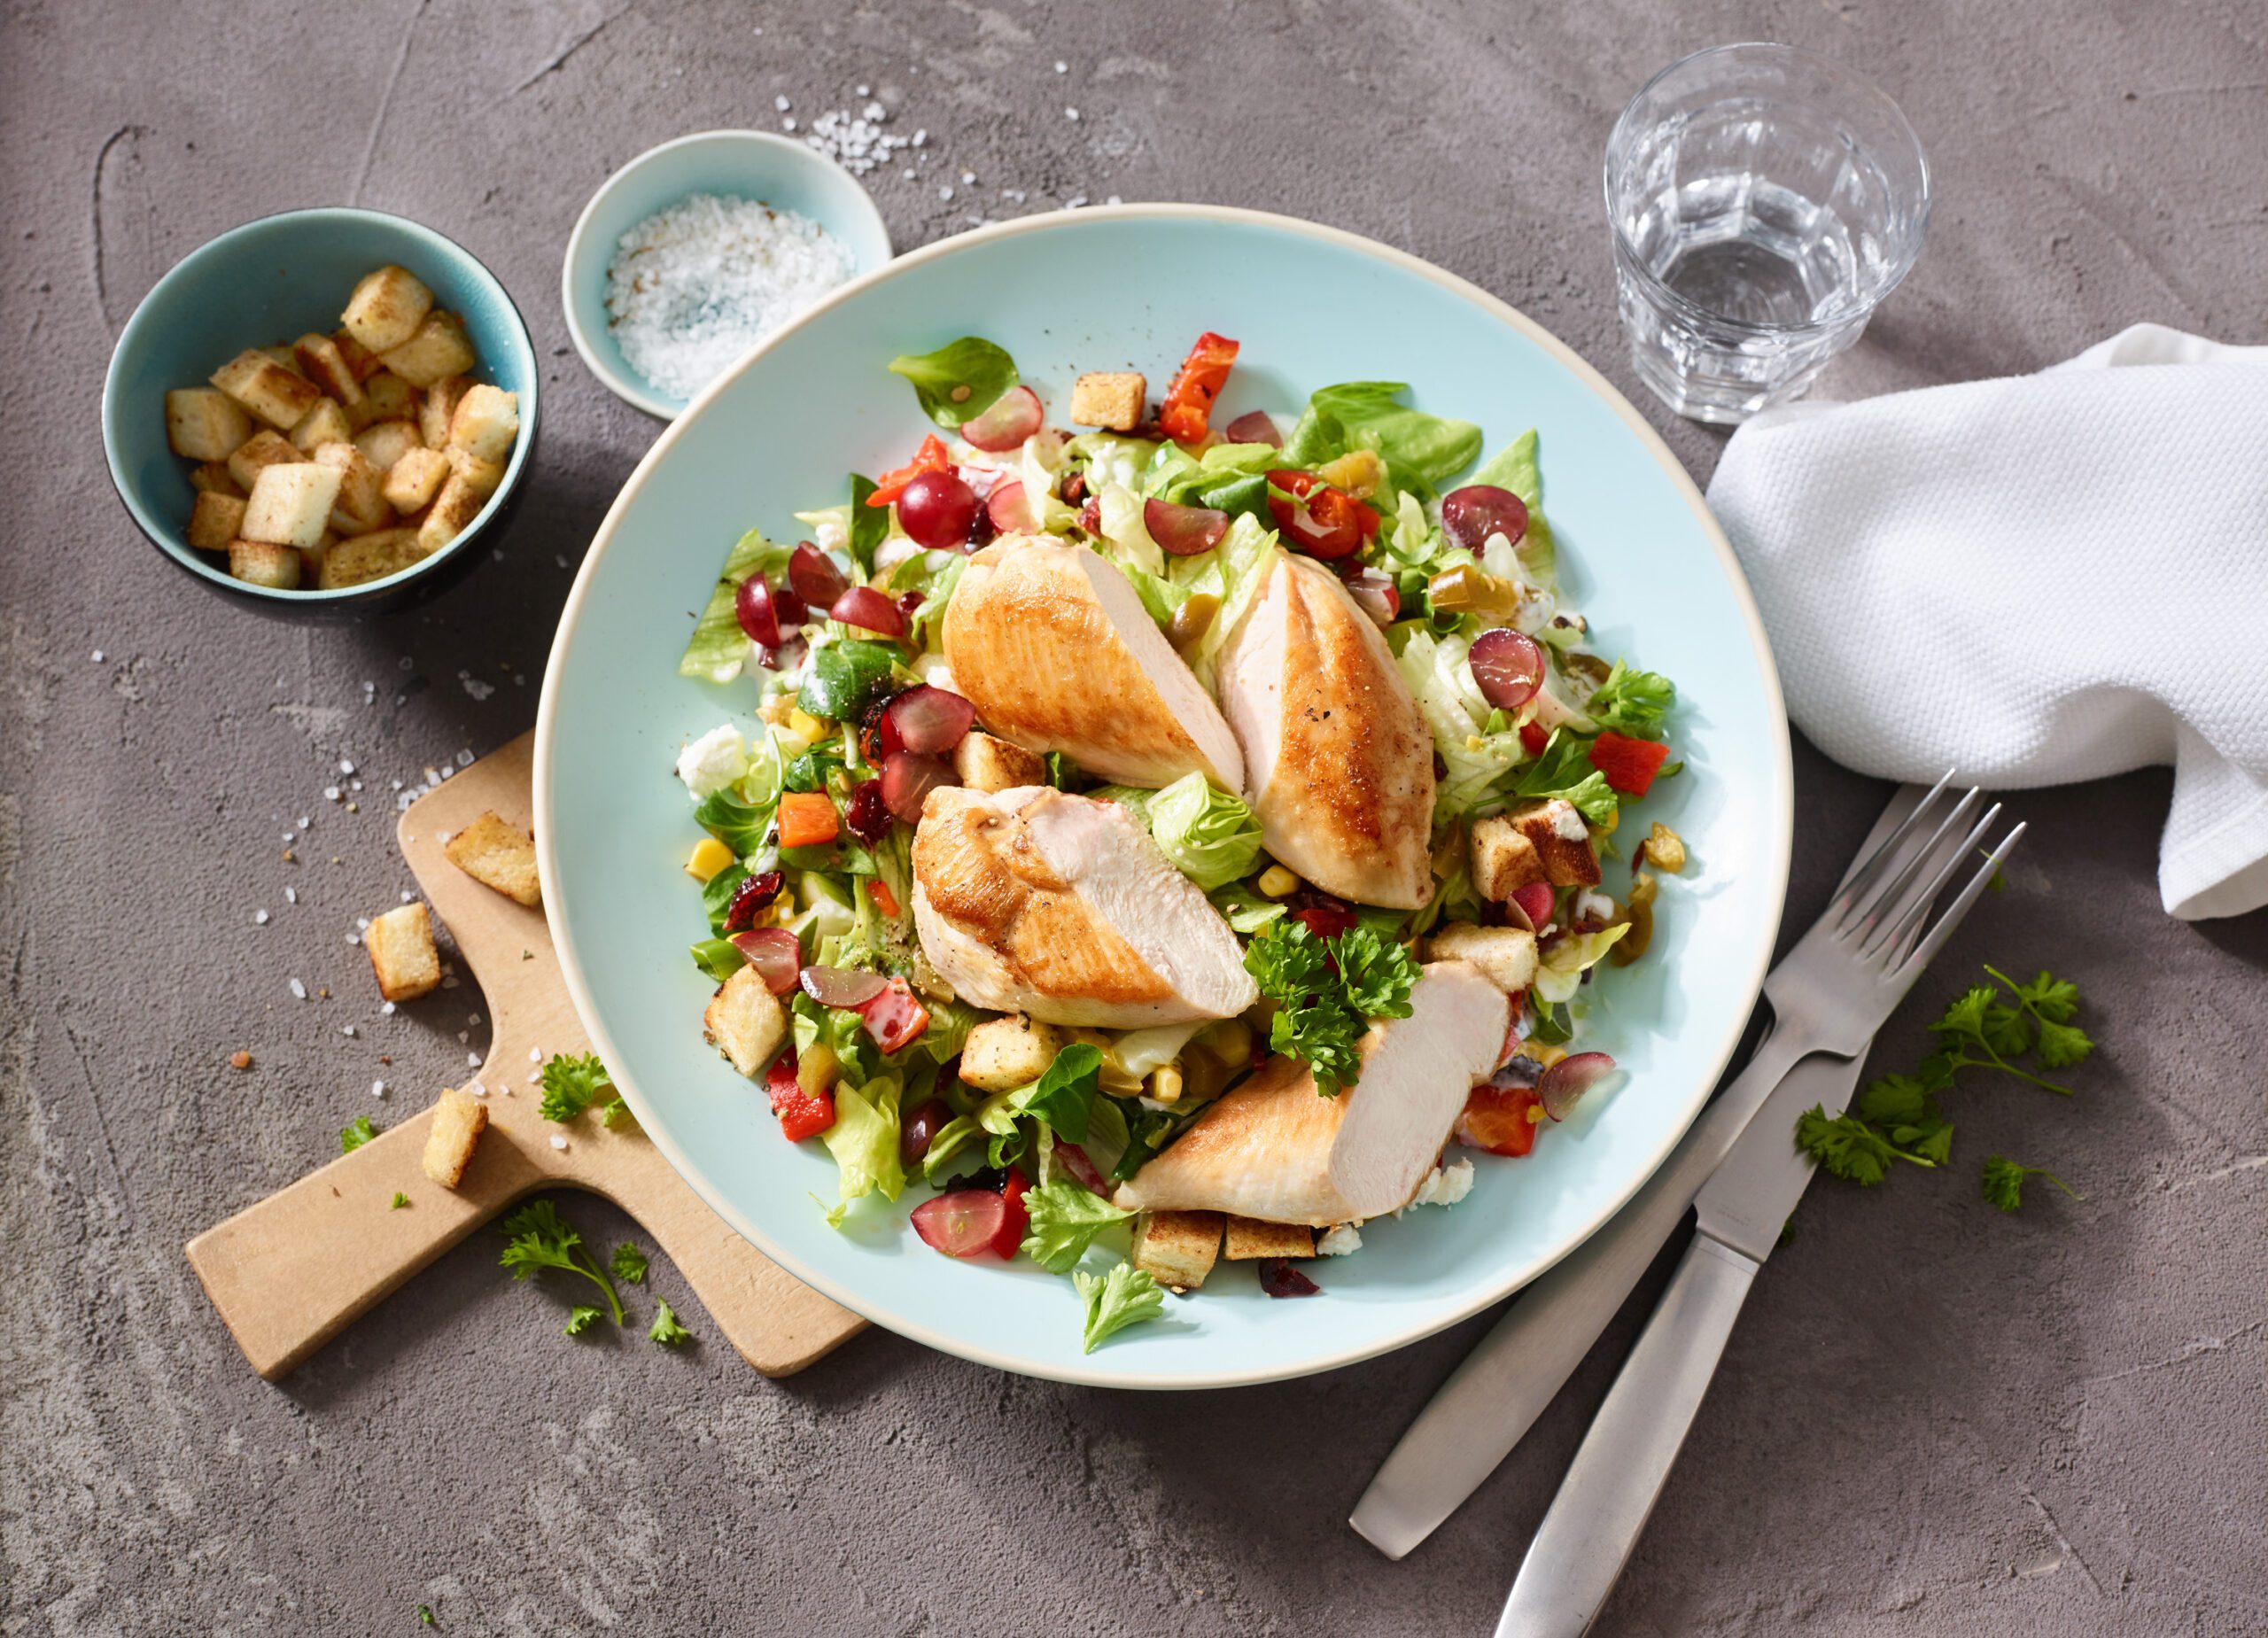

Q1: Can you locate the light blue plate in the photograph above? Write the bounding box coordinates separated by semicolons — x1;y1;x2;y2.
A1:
537;206;1792;1389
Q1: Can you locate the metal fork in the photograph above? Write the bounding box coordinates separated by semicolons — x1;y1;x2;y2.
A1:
1354;779;2012;1559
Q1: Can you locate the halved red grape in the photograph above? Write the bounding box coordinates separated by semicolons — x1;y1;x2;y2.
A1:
788;541;850;609
727;926;803;994
843;777;892;845
855;975;930;1053
881;749;955;823
897;470;979;550
960;384;1045;452
799;965;887;1009
986;479;1033;534
911;1190;1009;1258
1469;627;1546;710
831;585;906;638
734;575;797;647
1224;409;1281;446
1144;497;1231;556
1537;1051;1616;1121
721;869;784;933
900;1097;951;1167
1266;470;1366;560
881;684;975;755
1509;881;1556;931
1441;485;1529;554
1257;1259;1320;1297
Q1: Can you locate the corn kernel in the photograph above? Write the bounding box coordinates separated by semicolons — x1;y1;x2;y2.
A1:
1527;1042;1568;1069
1526;1102;1547;1123
1149;1062;1184;1105
798;1043;838;1098
1257;864;1300;897
788;707;828;743
685;836;734;882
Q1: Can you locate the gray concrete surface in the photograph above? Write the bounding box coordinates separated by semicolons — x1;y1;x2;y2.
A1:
4;1;2264;1632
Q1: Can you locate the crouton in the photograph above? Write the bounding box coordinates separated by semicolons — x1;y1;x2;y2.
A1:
348;371;418;432
420;1086;489;1188
416;473;487;554
291;332;363;405
313;441;392;535
165;387;253;461
377;309;474;388
959;1014;1065;1092
447;383;520;463
242;462;346;547
1130;1210;1223;1292
288;397;353;454
227;539;301;589
1469;799;1599;897
353;418;423;474
1070;370;1146;431
225;429;302;493
444;810;540;908
365;901;441;1001
703;965;787;1076
1223;1216;1316;1260
296;534;334;584
319;527;424;589
209;347;325;429
1425;922;1540;993
418;374;470;447
340;263;434;353
332;328;384;382
952;730;1048;794
444;443;505;497
190;461;244;497
382;446;448;513
187;490;246;552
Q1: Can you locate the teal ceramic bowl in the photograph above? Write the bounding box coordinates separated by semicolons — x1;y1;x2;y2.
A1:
101;207;539;617
537;206;1793;1388
561;130;892;420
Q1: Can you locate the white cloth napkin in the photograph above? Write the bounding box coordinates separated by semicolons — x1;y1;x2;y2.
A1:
1705;324;2268;920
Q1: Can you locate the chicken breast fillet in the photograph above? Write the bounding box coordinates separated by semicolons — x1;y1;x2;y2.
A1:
943;534;1244;790
1113;961;1508;1225
912;784;1258;1028
1216;549;1436;909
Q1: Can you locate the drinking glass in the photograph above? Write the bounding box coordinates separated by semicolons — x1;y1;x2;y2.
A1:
1605;43;1930;423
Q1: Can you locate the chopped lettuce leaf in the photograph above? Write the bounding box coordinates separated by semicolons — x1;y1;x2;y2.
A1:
1306;382;1483;492
1075;1261;1165;1351
1468;430;1556;582
1395;626;1526;819
848;475;884;573
1584;661;1677;741
1169;513;1278;693
1533;922;1632;1005
819;1074;905;1225
1020;1181;1133;1274
800;639;902;722
887;337;1017;429
1209;882;1288;933
694;783;773;858
1018;432;1076;533
1097;772;1262;889
680;529;794;682
884;549;965;648
1022;1043;1103;1143
1112;1021;1203;1081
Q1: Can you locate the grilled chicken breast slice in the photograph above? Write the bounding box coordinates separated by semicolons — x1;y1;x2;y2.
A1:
911;783;1258;1029
1216;549;1435;909
1113;961;1508;1225
942;534;1244;790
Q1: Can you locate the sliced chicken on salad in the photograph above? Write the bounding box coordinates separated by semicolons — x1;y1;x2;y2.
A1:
670;330;1687;1351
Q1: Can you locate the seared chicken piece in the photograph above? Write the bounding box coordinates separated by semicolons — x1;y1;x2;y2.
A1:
1113;962;1508;1225
1215;550;1435;909
943;535;1244;790
912;784;1257;1028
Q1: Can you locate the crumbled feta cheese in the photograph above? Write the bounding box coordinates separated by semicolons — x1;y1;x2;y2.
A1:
1575;889;1618;925
1550;800;1588;842
1407;1159;1476;1209
676;723;750;798
1317;1223;1363;1257
813;517;847;554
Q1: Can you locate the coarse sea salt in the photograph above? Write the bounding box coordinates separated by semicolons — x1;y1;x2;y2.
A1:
606;193;856;402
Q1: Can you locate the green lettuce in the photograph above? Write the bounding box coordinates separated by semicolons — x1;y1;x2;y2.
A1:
680;529;795;682
819;1074;905;1226
887;337;1017;429
1583;660;1676;740
1533;923;1631;1005
1168;512;1278;692
1306;382;1483;492
1097;772;1262;889
1075;1262;1164;1352
800;639;902;722
884;549;966;648
1020;1182;1132;1274
1468;429;1556;582
1394;626;1526;819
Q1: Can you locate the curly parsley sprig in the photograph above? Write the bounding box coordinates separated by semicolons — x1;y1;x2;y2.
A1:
1243;920;1420;1096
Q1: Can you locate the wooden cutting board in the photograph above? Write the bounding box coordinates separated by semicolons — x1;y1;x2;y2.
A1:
185;731;866;1380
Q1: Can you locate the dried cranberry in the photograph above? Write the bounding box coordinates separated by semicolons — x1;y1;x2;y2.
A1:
958;1164;1010;1195
722;869;785;933
897;589;926;616
1060;470;1087;506
965;501;998;549
1079;496;1101;534
1290;896;1358;941
844;778;892;846
1257;1259;1320;1298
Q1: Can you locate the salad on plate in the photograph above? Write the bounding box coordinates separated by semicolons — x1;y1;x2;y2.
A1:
669;331;1685;1351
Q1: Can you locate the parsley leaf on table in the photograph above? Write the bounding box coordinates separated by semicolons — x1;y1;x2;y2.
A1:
539;1052;614;1123
611;1241;649;1285
564;1304;602;1337
1795;1106;1896;1186
340;1115;377;1153
499;1199;624;1325
391;1192;410;1210
1074;1262;1165;1353
1980;1156;2081;1212
649;1299;692;1347
601;1096;635;1130
1020;1181;1132;1275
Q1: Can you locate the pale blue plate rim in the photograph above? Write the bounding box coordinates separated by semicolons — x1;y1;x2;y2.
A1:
534;203;1793;1389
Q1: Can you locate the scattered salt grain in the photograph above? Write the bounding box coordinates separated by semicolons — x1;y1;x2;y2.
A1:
91;649;105;663
462;673;496;702
550;1134;569;1151
465;1080;487;1098
400;890;415;903
285;887;298;904
467;1052;480;1067
372;1080;387;1098
529;1047;542;1062
324;786;340;801
781;117;797;132
606;192;857;401
253;910;269;925
774;94;790;112
939;185;953;201
296;816;311;830
1054;60;1068;72
1065;106;1080;120
381;1001;397;1015
341;1025;355;1037
456;749;473;767
289;978;307;1000
339;758;355;774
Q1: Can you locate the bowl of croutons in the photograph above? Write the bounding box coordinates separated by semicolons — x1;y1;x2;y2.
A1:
102;206;539;614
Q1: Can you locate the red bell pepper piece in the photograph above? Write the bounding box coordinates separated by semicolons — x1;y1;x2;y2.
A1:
866;434;952;507
1588;730;1674;796
1158;331;1239;444
1457;1082;1543;1157
1518;720;1550;757
765;1051;837;1143
854;975;930;1054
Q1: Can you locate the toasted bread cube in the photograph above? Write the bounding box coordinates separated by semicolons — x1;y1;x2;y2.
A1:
959;1014;1065;1092
291;332;363;405
242;462;345;547
210;347;324;429
1130;1210;1223;1292
445;443;504;496
703;965;787;1077
296;533;335;583
1470;799;1600;897
353;418;423;474
165;387;253;461
418;374;470;447
225;429;301;493
1223;1216;1316;1260
366;902;441;1001
416;474;486;554
341;263;435;353
318;527;423;588
332;328;384;382
190;461;244;497
377;309;474;388
420;1086;489;1188
1070;370;1146;431
445;811;540;908
348;371;418;432
1425;923;1540;993
260;345;304;371
952;730;1047;794
446;384;519;463
313;441;392;535
227;539;301;589
288;397;354;454
187;490;246;551
383;446;448;512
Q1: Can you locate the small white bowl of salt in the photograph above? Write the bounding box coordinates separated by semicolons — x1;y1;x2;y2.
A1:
563;130;891;420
